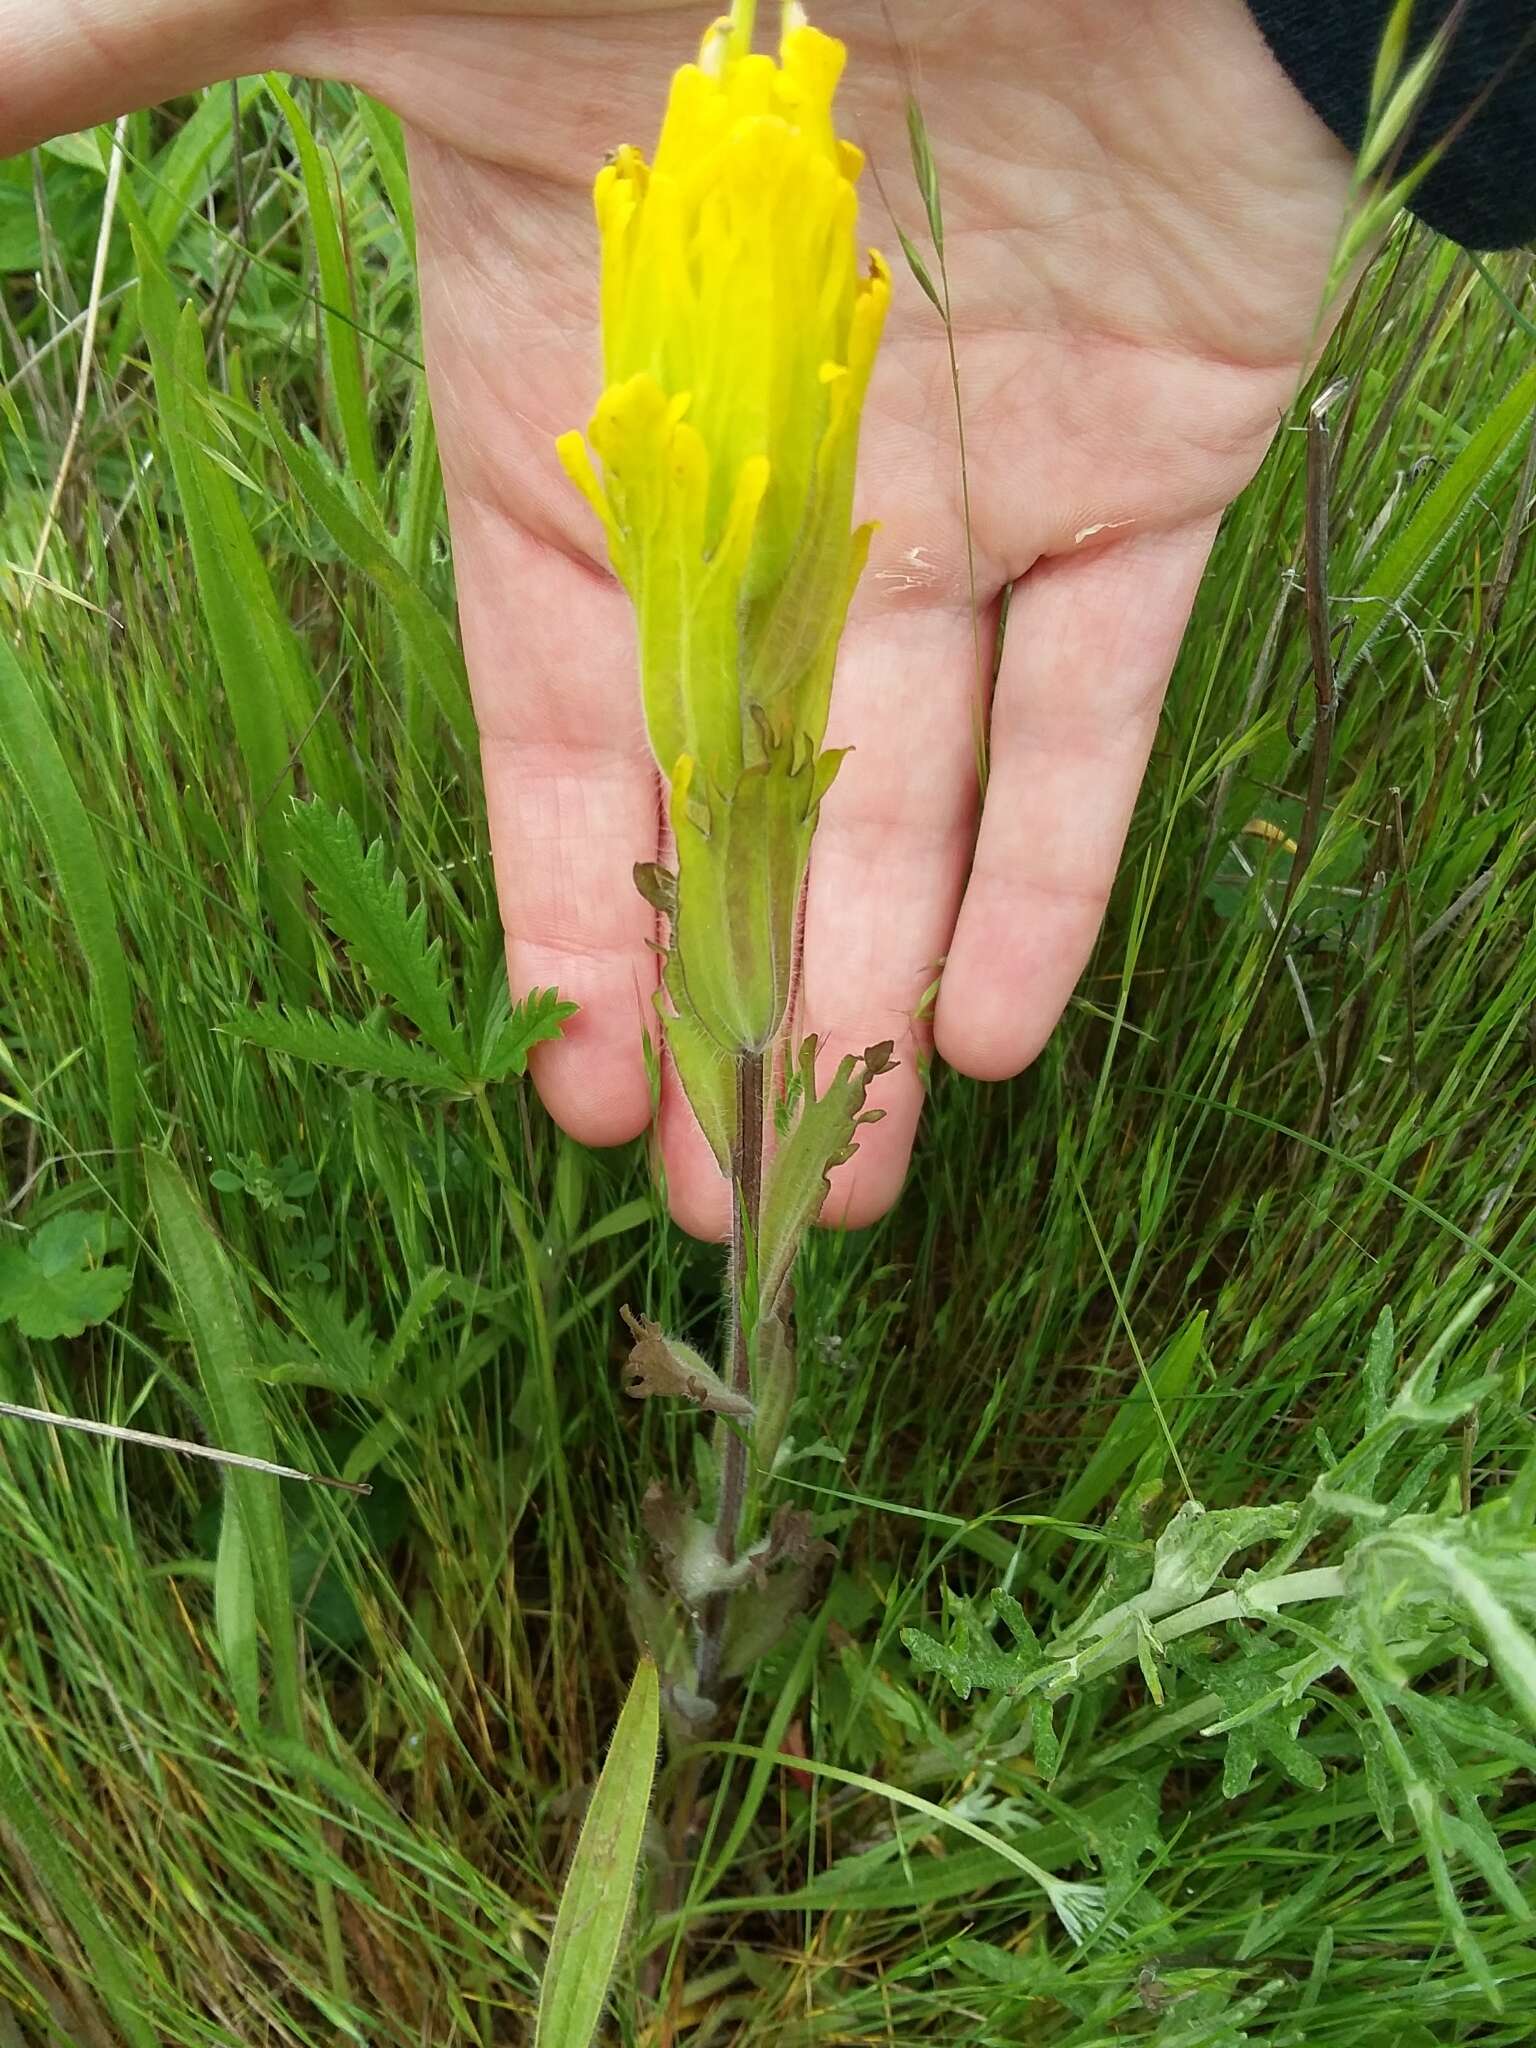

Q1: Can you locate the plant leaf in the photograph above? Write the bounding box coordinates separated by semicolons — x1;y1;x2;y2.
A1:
146;1154;300;1735
0;1211;131;1339
284;800;464;1062
476;986;579;1084
535;1658;659;2048
757;1035;895;1315
225;1002;463;1089
260;395;476;750
619;1306;753;1421
0;636;138;1177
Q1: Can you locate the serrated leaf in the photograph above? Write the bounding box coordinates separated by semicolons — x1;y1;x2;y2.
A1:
476;987;579;1084
535;1658;659;2048
0;1211;131;1339
1363;1305;1396;1422
285;801;464;1062
902;1589;1046;1702
757;1035;894;1316
226;1004;462;1090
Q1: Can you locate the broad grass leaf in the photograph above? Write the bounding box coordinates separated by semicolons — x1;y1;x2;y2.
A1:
261;397;475;750
0;635;138;1174
536;1657;659;2048
265;74;381;502
1337;361;1536;686
146;1153;300;1734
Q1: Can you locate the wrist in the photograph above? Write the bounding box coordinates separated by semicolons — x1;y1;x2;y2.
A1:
0;0;307;156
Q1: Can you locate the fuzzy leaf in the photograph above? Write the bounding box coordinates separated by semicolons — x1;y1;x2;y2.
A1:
757;1034;895;1313
535;1659;659;2048
619;1306;754;1421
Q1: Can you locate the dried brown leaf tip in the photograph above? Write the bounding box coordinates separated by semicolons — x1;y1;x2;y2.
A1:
620;1306;755;1421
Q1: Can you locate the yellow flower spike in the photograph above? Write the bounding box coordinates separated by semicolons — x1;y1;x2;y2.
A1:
558;0;888;1062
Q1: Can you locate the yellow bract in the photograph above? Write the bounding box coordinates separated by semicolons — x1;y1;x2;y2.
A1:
556;1;888;1063
556;2;888;791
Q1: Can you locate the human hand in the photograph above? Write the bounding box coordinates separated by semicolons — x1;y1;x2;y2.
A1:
7;0;1356;1238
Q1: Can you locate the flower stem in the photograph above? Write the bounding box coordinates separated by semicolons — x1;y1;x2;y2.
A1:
695;1047;766;1706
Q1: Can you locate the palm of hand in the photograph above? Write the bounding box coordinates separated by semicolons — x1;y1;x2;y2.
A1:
296;0;1352;1235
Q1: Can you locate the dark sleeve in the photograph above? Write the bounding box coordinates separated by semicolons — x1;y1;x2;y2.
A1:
1244;2;1536;250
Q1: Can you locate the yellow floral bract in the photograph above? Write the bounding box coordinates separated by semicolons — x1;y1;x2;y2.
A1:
557;5;888;791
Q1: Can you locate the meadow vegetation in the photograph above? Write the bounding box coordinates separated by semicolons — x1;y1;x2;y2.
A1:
1;71;1534;2048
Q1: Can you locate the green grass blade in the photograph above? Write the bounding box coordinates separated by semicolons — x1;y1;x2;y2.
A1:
266;75;381;503
1047;1310;1207;1537
134;229;320;967
145;1151;298;1731
261;395;476;750
1337;360;1536;684
146;78;266;255
355;94;414;253
214;1485;262;1731
536;1658;659;2048
0;633;137;1177
0;1741;157;2048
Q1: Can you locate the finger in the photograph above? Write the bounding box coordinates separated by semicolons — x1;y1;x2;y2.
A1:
798;602;987;1230
658;1060;731;1241
935;520;1218;1082
452;496;661;1146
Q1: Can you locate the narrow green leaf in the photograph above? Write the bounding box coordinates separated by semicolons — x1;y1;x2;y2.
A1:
536;1658;659;2048
261;395;476;750
214;1494;261;1730
1048;1312;1208;1536
146;1152;300;1735
146;78;266;253
284;800;465;1062
0;1743;157;2048
133;227;336;965
895;225;944;316
905;98;944;257
1338;362;1536;685
356;94;415;251
0;634;138;1175
266;75;381;501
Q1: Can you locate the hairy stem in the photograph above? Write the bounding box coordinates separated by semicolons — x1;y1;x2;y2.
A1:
695;1047;766;1707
